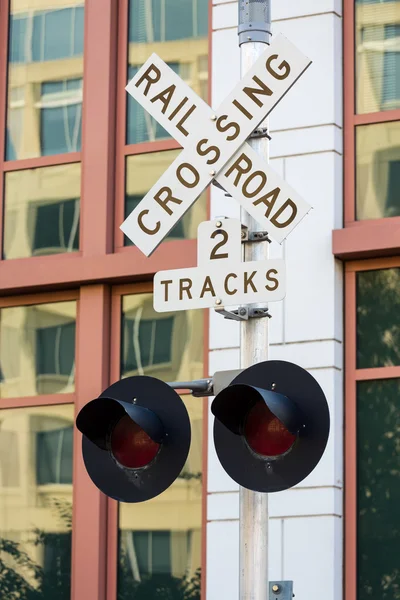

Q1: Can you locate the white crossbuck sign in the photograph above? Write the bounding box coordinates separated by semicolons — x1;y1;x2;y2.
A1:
121;34;313;256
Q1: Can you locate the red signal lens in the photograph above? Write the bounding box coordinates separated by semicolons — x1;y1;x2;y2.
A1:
110;415;160;468
244;401;296;457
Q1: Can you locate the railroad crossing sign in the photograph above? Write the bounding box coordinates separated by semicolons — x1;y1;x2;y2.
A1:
121;34;312;256
154;218;285;312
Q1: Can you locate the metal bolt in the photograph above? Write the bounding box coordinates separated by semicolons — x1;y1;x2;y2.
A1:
239;308;247;316
211;114;217;121
216;221;222;228
272;584;280;593
247;36;252;40
241;230;246;239
215;299;222;306
210;170;216;176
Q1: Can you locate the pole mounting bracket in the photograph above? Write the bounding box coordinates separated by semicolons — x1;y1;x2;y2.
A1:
241;225;271;243
214;305;271;321
270;581;294;600
250;126;272;140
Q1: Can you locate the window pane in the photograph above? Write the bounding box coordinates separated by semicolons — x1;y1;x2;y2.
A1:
121;293;203;382
357;379;400;600
118;396;203;599
356;121;400;220
124;152;206;246
6;2;85;160
356;268;400;368
126;0;209;144
0;404;73;599
3;163;81;259
0;301;77;398
355;0;400;113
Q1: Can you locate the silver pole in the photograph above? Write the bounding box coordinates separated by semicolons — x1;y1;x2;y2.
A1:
238;1;271;599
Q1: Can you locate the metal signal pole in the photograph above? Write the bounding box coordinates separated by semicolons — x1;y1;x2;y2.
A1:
238;1;272;598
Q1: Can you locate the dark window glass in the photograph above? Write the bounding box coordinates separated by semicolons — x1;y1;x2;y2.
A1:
36;322;76;378
356;269;400;369
40;79;83;155
36;425;73;484
357;378;400;600
33;200;80;254
9;14;27;63
122;316;174;373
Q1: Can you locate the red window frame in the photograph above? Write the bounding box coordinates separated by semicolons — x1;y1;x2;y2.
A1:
0;0;212;598
339;3;400;599
333;1;400;261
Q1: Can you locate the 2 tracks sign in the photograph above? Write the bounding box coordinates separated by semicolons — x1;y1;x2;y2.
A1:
121;34;312;312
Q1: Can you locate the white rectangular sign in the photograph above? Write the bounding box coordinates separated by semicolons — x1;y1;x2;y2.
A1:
122;34;312;255
153;259;286;312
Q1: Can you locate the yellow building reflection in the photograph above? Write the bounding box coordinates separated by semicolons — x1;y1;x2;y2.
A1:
118;293;204;595
0;404;73;597
7;0;84;161
356;0;400;114
4;164;81;259
356;121;400;220
0;301;77;398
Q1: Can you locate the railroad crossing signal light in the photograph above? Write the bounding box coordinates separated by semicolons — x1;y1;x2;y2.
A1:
211;360;330;493
76;376;190;503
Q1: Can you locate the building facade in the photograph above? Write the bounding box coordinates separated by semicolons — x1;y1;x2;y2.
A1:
0;1;398;599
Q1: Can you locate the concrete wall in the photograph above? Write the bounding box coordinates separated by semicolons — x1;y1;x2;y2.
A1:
207;2;343;599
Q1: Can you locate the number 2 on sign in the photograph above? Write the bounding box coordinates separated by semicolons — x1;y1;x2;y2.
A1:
210;230;229;260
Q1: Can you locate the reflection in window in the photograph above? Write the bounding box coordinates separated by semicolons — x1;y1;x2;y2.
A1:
127;64;179;145
7;2;84;160
9;6;84;63
356;121;400;220
356;0;400;113
357;378;400;600
124;152;206;246
3;164;81;259
123;315;174;373
126;0;208;145
40;79;83;155
0;301;77;398
121;293;203;382
356;268;400;369
0;405;73;599
118;395;202;599
37;424;73;485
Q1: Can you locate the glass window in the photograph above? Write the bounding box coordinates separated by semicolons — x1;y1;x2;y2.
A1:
119;293;203;598
6;2;85;160
356;121;400;220
0;300;77;398
357;378;400;600
356;268;400;369
118;394;203;599
121;293;203;382
124;152;206;246
126;0;209;145
355;0;400;113
3;163;81;260
0;405;73;599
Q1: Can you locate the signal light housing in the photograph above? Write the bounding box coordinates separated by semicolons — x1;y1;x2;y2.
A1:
211;360;330;493
76;376;190;503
